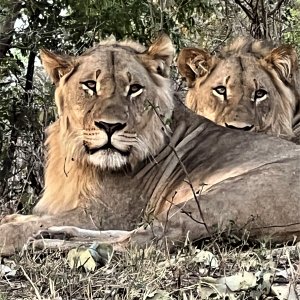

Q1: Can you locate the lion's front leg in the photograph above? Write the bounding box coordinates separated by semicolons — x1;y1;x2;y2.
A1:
32;226;134;252
0;219;48;256
0;213;50;255
0;209;96;256
0;209;139;256
0;213;40;224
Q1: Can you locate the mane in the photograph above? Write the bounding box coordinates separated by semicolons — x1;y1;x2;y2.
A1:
34;121;102;215
262;73;296;137
221;37;276;59
83;39;147;56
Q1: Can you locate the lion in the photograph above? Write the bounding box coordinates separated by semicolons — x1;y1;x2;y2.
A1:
0;35;299;256
177;38;300;141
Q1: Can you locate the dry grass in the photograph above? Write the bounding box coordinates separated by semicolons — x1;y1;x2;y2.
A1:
1;195;299;299
0;235;299;300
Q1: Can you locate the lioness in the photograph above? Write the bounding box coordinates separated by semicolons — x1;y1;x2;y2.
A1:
177;38;300;141
0;35;299;255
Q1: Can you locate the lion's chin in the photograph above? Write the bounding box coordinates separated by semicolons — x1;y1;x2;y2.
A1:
88;150;129;170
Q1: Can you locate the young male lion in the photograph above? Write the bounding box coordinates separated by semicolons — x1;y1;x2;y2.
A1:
177;38;300;142
0;35;299;255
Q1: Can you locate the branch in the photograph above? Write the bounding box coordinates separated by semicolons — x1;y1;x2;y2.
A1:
146;100;210;235
159;0;164;30
268;0;286;16
234;0;254;20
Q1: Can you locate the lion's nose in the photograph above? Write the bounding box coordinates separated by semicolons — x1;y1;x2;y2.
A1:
94;121;126;135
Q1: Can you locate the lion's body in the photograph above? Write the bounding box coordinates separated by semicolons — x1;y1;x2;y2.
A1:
178;38;300;140
0;36;300;255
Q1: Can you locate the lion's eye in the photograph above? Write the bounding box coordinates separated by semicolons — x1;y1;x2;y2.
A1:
214;86;226;95
212;86;227;99
254;89;267;101
128;84;144;98
81;80;97;95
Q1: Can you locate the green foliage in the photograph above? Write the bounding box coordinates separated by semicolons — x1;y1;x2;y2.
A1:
284;0;300;46
0;294;6;300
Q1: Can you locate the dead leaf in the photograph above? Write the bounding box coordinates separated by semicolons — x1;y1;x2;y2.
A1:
271;283;298;300
193;250;219;268
146;290;170;299
0;264;16;277
199;270;273;299
67;242;113;272
67;248;97;271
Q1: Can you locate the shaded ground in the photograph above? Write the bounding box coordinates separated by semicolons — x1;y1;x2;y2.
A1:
0;237;299;300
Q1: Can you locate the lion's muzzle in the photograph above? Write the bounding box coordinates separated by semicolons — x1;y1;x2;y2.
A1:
84;121;130;156
225;123;254;131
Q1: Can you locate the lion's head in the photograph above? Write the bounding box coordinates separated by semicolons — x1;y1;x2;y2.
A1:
177;38;299;138
35;35;174;215
41;35;174;171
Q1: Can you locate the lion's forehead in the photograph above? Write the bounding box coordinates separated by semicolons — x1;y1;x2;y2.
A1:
208;56;274;91
75;49;147;81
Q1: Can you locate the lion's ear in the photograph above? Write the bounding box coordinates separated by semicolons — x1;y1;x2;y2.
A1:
177;48;212;87
264;45;298;83
40;49;74;84
143;34;174;77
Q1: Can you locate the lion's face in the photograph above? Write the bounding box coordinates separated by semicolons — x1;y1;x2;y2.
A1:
178;39;299;137
41;35;174;170
186;55;275;130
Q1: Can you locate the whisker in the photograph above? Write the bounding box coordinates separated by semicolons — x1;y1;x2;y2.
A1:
135;136;157;163
118;134;137;138
113;138;138;143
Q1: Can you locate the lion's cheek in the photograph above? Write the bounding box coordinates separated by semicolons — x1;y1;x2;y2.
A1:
257;101;270;116
135;109;158;133
64;94;87;123
200;98;221;123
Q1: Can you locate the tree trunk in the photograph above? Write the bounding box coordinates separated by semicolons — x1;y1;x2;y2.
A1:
24;51;44;197
0;51;37;200
0;102;19;198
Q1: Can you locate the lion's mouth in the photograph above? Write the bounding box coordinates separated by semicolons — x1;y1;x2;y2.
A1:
84;142;130;156
225;123;254;131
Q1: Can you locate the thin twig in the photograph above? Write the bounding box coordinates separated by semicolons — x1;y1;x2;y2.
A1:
163;191;177;234
268;0;286;16
234;0;254;20
146;99;210;236
63;156;69;177
20;266;42;300
170;147;210;235
180;208;205;225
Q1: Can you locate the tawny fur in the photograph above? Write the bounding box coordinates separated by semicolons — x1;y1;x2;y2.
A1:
178;37;300;140
0;36;299;256
35;35;174;215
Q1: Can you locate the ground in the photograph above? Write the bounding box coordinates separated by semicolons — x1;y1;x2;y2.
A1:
0;234;299;300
